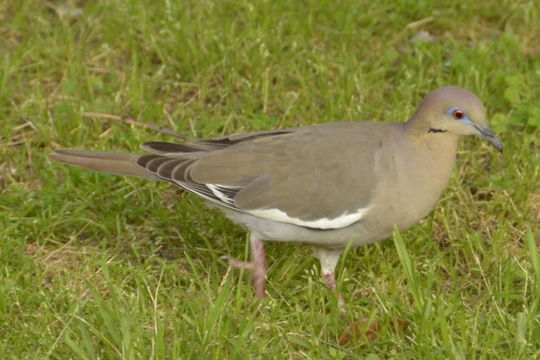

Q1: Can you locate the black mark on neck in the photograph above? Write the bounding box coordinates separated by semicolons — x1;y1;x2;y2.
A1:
428;128;447;134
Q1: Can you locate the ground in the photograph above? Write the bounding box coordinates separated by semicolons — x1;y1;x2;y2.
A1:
1;0;539;359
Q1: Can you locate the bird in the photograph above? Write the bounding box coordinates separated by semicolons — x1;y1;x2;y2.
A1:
51;86;503;300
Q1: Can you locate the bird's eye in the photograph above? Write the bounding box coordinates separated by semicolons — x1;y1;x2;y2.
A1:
452;109;465;119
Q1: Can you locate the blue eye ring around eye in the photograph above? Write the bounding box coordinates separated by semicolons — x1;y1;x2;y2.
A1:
452;109;465;119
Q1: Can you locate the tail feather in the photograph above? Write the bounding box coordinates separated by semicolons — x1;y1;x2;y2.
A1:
50;149;160;180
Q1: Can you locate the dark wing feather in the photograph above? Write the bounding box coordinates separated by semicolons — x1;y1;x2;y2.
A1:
141;129;294;154
136;147;245;209
133;129;299;210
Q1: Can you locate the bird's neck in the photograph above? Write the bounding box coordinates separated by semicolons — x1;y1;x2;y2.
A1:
404;114;436;134
397;119;460;195
403;114;459;151
378;122;460;231
403;117;458;153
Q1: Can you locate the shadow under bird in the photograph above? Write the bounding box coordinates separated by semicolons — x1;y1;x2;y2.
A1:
51;86;503;300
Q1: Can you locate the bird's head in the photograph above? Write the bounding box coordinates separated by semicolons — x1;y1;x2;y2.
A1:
413;86;503;152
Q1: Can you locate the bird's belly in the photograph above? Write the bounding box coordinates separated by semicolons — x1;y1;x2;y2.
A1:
219;206;367;248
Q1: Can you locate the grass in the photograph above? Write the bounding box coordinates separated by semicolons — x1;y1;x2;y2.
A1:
1;0;539;358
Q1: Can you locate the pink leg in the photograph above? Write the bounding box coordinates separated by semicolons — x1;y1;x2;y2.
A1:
223;234;267;298
250;235;267;298
323;271;346;309
314;247;346;310
324;272;337;291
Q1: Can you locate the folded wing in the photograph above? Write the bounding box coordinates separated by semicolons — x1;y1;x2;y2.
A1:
137;123;385;229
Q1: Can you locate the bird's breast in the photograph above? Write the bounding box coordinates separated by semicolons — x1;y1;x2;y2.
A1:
363;131;458;237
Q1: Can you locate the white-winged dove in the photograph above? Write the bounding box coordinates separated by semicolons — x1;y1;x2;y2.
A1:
51;86;503;299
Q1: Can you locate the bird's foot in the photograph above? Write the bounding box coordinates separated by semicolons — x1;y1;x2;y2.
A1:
324;272;337;291
222;234;267;298
323;271;347;312
222;256;255;270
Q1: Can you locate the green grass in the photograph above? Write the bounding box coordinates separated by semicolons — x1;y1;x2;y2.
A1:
1;0;539;358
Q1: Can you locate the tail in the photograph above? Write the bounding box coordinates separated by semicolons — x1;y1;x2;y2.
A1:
50;149;160;180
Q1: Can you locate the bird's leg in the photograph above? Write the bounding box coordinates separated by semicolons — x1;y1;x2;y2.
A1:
250;234;267;298
223;234;267;298
323;271;338;291
314;247;346;308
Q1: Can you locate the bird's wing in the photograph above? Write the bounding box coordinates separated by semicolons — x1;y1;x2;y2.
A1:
138;122;387;229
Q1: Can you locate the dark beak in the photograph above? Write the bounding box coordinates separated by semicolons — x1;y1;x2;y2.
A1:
474;125;503;152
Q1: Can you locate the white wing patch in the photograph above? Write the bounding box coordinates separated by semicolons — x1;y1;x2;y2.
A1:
207;184;238;205
196;182;368;230
248;207;368;229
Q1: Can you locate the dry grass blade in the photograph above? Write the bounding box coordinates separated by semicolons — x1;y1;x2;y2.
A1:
81;112;194;141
